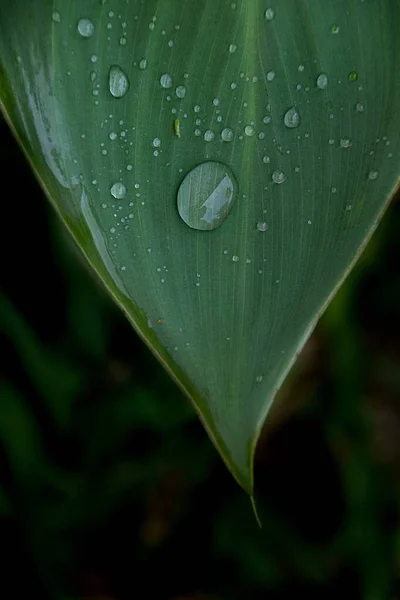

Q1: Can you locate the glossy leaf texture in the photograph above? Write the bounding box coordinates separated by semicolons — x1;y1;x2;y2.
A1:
1;0;399;493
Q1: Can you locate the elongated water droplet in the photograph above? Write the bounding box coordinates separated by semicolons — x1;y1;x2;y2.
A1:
109;65;130;98
284;107;300;129
316;73;328;89
160;73;173;88
272;170;286;184
265;8;275;20
77;18;94;38
177;162;238;231
110;182;127;199
229;44;237;53
139;59;148;70
52;11;61;23
267;70;275;81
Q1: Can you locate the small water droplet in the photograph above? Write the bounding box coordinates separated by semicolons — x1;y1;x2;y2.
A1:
152;137;161;147
245;125;255;137
316;73;328;89
232;255;239;262
331;24;340;34
160;73;173;88
109;132;117;140
272;170;286;184
176;85;187;98
204;130;215;142
256;375;263;383
265;8;275;20
229;44;237;53
349;71;358;81
52;11;61;23
119;36;127;46
109;65;130;98
110;182;127;199
257;221;268;232
298;64;305;72
263;156;271;164
340;137;352;148
177;162;238;231
77;18;94;38
221;128;234;142
368;169;379;180
284;106;300;128
267;70;275;81
139;58;148;70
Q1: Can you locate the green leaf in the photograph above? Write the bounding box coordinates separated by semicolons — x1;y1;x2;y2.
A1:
1;0;399;493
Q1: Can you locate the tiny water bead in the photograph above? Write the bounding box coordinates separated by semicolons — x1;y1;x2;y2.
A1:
139;59;148;70
284;107;300;129
316;73;328;89
265;8;275;20
257;221;268;232
177;162;238;231
272;170;286;184
160;73;173;88
267;70;275;81
77;18;94;38
355;102;365;113
109;65;130;98
221;128;234;142
110;182;127;199
229;44;237;53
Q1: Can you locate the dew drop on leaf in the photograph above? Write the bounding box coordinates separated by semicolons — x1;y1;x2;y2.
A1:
283;107;300;128
368;169;379;180
77;18;94;38
221;128;234;142
257;221;268;232
160;73;173;88
109;65;130;98
265;8;275;21
272;170;286;184
110;182;127;199
177;162;238;231
316;73;328;89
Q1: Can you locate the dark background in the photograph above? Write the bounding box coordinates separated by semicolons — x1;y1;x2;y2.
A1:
1;112;400;600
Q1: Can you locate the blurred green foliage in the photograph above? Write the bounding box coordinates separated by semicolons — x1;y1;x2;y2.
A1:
1;113;400;600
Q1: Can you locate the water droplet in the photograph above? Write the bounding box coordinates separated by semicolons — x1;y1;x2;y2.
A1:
272;170;286;184
298;64;305;72
355;102;364;113
152;137;161;147
331;24;340;34
139;59;148;70
340;137;352;148
109;65;130;98
204;130;215;142
368;170;379;180
263;156;271;164
256;375;263;383
284;106;300;129
177;162;238;231
349;71;358;81
52;11;61;23
160;73;173;88
267;70;275;81
245;125;255;137
119;36;127;46
221;128;234;142
263;116;272;124
77;18;94;38
109;132;117;140
110;182;127;199
316;73;328;89
229;44;237;53
176;85;187;98
232;255;239;262
265;8;275;20
257;221;268;232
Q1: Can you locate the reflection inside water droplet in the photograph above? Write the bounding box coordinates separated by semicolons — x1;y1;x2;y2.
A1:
177;162;238;231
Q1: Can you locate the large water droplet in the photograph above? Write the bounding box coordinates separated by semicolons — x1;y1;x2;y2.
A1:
109;65;130;98
77;18;94;38
265;8;275;20
177;162;238;231
272;170;286;184
284;107;300;128
160;73;173;88
221;128;234;142
110;182;127;199
316;73;328;89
